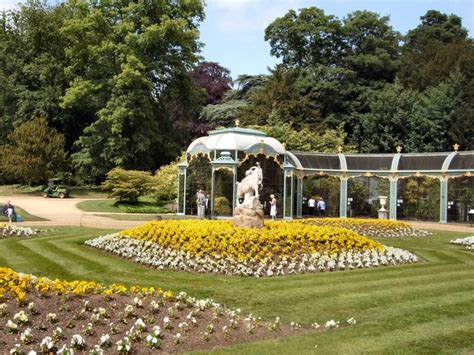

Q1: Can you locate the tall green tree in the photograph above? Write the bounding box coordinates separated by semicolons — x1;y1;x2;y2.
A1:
60;0;204;181
399;10;470;90
0;0;69;144
264;7;344;67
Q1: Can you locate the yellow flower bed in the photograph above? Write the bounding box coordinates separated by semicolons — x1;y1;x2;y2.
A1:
120;220;382;262
297;218;429;237
0;267;170;303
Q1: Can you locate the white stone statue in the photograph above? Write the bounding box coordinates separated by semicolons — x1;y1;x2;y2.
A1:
236;162;263;206
234;162;264;228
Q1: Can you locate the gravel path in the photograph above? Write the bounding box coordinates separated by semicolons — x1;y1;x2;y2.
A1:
0;194;144;229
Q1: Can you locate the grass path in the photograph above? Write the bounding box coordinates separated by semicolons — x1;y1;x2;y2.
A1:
0;227;473;353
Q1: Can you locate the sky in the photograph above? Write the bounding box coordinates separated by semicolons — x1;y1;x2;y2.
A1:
1;0;473;79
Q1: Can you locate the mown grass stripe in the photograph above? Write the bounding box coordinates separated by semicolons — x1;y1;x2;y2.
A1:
3;239;75;279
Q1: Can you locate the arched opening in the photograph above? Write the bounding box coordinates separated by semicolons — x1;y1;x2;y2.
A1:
448;176;474;223
397;176;440;221
186;154;211;216
347;176;389;218
302;175;340;217
238;154;283;217
213;168;234;217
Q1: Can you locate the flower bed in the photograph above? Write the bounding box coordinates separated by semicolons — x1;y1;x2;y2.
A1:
84;220;418;277
450;236;474;251
0;267;349;353
298;218;430;238
118;220;384;260
0;224;38;238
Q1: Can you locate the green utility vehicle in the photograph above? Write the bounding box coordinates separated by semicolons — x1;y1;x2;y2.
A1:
42;178;69;198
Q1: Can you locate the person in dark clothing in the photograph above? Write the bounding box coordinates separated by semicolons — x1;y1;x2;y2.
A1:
2;200;16;223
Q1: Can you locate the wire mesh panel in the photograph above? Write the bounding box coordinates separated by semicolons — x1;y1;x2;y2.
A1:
347;176;390;217
397;176;440;221
185;154;212;216
213;169;234;217
448;176;474;222
302;176;340;217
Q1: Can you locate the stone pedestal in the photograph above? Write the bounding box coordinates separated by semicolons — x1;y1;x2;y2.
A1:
234;196;264;228
378;195;388;220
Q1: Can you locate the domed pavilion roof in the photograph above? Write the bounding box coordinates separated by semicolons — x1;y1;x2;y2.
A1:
186;127;286;156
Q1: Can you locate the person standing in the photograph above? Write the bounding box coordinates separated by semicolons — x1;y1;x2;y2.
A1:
308;197;316;216
317;197;326;217
270;194;277;221
2;200;15;223
196;190;206;219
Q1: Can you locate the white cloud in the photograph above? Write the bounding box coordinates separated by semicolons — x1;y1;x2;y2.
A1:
0;0;22;11
205;0;307;35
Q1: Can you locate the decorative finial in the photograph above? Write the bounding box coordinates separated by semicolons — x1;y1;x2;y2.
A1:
453;143;459;152
396;145;402;154
337;146;343;153
235;119;240;127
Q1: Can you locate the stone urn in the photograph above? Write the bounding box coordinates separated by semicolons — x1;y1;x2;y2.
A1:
378;195;388;219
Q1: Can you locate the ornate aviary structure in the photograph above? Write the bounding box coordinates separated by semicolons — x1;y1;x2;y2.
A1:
177;125;474;224
234;163;264;228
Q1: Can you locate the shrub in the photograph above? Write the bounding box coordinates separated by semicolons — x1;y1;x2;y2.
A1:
152;162;178;203
101;168;153;203
214;196;231;216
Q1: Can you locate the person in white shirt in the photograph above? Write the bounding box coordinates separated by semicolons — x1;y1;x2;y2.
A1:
270;194;277;220
307;197;316;216
317;197;326;217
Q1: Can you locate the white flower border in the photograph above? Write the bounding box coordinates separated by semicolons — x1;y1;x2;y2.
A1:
450;236;474;252
0;225;38;238
85;234;418;277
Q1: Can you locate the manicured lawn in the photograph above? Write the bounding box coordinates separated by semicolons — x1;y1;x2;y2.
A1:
0;227;472;353
0;204;47;221
77;198;172;213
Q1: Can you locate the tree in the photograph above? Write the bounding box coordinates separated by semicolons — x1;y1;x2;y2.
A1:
61;0;204;181
264;7;344;67
256;113;354;152
198;74;267;129
101;168;153;203
343;10;401;83
190;62;232;105
399;10;470;90
0;1;70;144
0;117;67;185
351;82;419;152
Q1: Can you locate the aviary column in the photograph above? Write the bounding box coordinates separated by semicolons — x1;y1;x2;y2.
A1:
339;175;348;218
439;175;448;224
389;175;398;220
